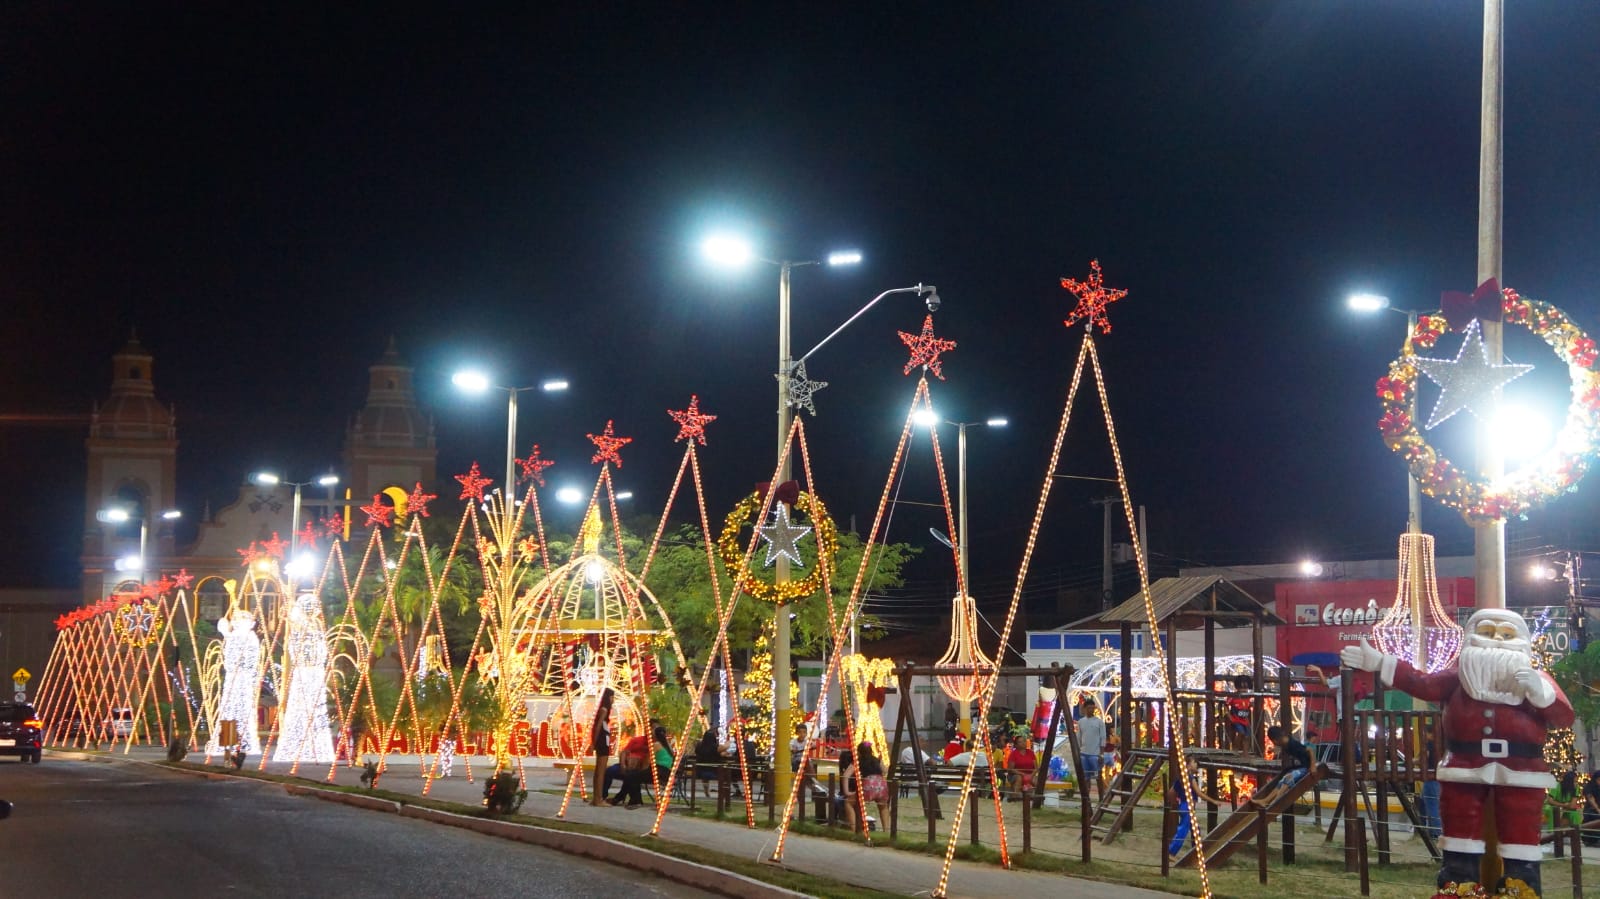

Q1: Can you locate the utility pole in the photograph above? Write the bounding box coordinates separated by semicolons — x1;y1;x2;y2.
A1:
1092;497;1122;612
1473;0;1505;611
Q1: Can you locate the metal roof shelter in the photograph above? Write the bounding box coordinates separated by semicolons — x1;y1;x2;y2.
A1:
1064;575;1286;761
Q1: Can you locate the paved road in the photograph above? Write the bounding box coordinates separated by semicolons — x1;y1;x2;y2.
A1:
0;759;715;898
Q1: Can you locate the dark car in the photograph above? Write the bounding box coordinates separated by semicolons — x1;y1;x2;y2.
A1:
0;702;43;763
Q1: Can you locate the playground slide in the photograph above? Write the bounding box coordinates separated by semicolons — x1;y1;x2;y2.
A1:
1175;763;1328;868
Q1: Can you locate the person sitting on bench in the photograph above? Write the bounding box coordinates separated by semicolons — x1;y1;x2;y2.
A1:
1248;725;1311;808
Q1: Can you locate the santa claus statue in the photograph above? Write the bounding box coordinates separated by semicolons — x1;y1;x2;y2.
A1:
1342;608;1573;895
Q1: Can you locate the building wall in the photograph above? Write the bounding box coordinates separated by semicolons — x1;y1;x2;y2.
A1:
0;590;78;701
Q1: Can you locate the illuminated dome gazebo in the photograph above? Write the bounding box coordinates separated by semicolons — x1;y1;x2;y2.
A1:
514;524;690;759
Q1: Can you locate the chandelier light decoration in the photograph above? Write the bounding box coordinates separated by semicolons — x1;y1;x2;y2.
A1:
1370;533;1463;673
934;594;996;706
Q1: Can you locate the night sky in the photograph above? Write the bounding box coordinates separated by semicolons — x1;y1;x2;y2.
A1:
6;4;1600;623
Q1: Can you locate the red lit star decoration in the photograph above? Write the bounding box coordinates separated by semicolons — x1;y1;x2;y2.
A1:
259;532;289;559
406;482;437;518
668;395;717;445
516;445;555;487
361;494;394;529
587;420;632;467
172;569;195;590
1061;259;1127;334
898;315;958;380
297;519;321;549
455;462;494;502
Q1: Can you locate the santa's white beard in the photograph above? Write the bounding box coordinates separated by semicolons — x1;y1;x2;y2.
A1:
1458;639;1530;704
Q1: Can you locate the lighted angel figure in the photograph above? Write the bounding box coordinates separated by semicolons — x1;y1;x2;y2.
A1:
273;594;335;763
209;606;262;756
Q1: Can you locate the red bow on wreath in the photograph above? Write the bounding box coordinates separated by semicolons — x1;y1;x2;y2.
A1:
755;480;802;507
1441;278;1501;332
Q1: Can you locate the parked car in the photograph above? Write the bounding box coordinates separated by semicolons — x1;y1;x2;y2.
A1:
106;707;134;738
0;702;43;763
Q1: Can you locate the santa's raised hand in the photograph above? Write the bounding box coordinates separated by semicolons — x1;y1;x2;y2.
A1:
1514;666;1558;707
1340;637;1385;673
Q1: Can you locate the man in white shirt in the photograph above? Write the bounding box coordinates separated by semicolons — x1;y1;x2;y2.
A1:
1075;700;1108;801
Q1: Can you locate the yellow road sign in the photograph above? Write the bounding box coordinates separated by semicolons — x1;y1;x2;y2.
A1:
11;668;29;685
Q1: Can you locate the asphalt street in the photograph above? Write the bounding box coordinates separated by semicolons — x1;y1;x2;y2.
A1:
0;758;716;898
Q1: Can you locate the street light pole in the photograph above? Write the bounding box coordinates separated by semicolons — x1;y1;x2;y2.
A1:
773;260;796;788
505;387;519;505
1474;0;1506;612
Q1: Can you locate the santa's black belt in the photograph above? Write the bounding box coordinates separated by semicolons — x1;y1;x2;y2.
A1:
1447;739;1543;759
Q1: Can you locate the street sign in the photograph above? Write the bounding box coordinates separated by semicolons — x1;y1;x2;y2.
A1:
11;668;29;685
12;692;23;703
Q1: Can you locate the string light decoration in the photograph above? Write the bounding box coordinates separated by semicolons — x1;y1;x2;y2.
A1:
926;276;1213;899
1378;287;1600;522
455;462;494;502
360;494;394;529
668;394;716;445
781;359;827;416
1412;320;1533;429
935;593;996;707
1060;259;1127;335
112;598;164;647
756;502;812;567
516;444;555;487
898;314;957;379
586;419;632;467
1527;609;1583;775
273;593;335;763
717;490;839;604
842;655;895;765
1065;655;1306;735
405;482;436;519
1370;533;1463;673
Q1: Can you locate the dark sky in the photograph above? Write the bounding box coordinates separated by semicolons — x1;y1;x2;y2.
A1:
5;4;1600;617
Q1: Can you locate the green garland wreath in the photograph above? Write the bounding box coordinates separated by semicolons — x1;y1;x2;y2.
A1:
1377;288;1600;523
718;490;838;604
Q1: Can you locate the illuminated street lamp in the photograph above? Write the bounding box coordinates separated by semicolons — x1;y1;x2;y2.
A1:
452;370;569;506
703;229;936;787
251;471;340;566
97;506;182;585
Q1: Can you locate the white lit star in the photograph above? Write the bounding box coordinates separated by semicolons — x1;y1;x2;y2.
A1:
757;502;812;568
1413;319;1533;430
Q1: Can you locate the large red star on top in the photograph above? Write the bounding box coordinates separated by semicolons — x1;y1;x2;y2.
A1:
516;445;555;487
406;482;437;518
455;462;494;502
587;420;632;467
668;395;717;445
898;315;958;380
361;494;394;529
1061;259;1127;334
171;569;195;590
321;514;345;538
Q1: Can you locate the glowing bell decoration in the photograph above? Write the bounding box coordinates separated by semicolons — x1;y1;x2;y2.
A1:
936;594;996;703
1371;532;1463;673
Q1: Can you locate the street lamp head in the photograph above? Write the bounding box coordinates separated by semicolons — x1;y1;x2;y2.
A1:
701;234;754;268
451;370;491;394
912;408;940;428
615;491;634;501
252;472;281;486
827;250;862;267
1529;563;1560;582
541;379;570;393
285;553;316;579
97;508;132;524
160;509;183;520
114;555;143;572
1347;293;1391;313
1299;559;1324;578
316;474;340;487
985;417;1009;428
555;486;584;505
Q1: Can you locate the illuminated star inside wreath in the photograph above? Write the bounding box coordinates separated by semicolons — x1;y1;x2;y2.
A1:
1412;319;1534;430
361;494;394;528
516;445;555;487
898;314;957;379
668;395;717;445
757;502;813;568
1061;259;1127;334
587;420;632;467
407;482;437;518
456;462;494;501
782;360;828;416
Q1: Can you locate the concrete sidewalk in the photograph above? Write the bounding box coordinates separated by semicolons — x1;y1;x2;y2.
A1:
80;747;1179;899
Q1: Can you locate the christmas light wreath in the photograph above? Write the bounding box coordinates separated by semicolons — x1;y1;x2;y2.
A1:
1377;288;1600;523
718;490;839;604
113;598;164;647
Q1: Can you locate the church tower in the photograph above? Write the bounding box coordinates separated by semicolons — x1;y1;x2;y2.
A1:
342;338;437;500
81;334;178;601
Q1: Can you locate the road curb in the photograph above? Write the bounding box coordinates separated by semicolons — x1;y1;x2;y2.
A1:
47;750;241;781
280;782;811;899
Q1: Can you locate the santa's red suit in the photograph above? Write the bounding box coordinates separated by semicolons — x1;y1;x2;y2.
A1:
1381;655;1574;861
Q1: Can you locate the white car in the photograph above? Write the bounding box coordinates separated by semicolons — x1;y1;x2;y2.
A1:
106;708;134;738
